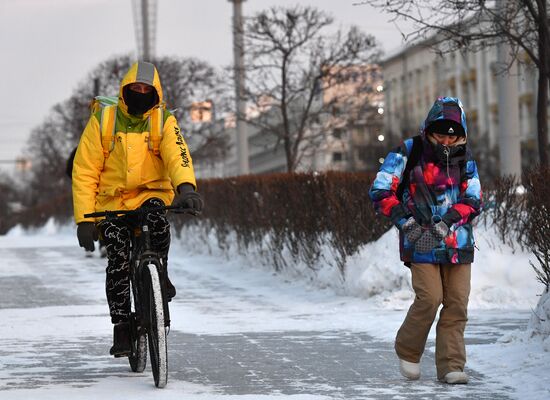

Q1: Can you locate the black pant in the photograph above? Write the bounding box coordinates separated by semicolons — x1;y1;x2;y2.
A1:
98;198;170;324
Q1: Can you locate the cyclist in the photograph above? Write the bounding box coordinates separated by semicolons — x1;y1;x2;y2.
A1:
72;61;203;357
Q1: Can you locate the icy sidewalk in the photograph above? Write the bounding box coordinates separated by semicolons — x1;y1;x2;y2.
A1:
0;223;548;399
0;242;517;399
171;219;548;400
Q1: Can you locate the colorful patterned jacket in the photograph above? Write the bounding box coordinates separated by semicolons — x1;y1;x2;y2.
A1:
369;97;482;265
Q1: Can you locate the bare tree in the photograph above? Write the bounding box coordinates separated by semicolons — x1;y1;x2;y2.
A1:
358;0;550;166
242;5;381;172
154;57;232;164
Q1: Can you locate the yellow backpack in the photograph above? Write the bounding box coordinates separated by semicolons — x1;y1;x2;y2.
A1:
90;96;164;158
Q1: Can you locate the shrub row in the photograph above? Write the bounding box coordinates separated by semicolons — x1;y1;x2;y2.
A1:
6;168;550;289
173;169;550;286
523;168;550;288
4;192;73;232
172;171;389;272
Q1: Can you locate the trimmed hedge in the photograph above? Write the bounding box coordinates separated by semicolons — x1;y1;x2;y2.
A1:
173;169;550;284
6;168;550;289
173;171;389;271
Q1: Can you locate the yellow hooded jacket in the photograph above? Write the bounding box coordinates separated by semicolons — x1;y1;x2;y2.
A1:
72;62;197;224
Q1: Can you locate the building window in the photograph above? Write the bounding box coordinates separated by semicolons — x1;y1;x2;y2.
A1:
333;128;344;139
333;152;343;162
189;100;213;123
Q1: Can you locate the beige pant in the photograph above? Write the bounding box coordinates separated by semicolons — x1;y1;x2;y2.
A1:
395;263;471;379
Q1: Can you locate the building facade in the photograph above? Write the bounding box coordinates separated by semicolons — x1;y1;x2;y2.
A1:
196;65;386;178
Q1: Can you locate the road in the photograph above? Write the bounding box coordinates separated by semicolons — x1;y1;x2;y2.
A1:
0;240;527;399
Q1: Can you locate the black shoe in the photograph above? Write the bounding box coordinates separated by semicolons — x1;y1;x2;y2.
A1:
109;322;131;357
166;277;176;302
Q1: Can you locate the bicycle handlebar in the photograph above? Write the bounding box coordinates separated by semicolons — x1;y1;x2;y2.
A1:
84;205;198;219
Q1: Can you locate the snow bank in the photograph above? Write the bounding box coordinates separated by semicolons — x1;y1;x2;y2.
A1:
466;289;550;400
1;218;76;248
178;220;542;311
3;216;542;311
528;289;550;347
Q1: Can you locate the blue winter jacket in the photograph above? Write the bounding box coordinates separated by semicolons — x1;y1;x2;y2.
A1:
369;97;482;265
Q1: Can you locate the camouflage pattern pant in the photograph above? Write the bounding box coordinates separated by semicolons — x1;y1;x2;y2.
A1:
97;198;170;324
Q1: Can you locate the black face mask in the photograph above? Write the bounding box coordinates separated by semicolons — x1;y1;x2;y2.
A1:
431;141;465;165
123;86;158;116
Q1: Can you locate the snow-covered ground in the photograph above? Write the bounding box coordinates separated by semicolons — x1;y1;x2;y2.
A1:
180;220;548;399
0;219;548;399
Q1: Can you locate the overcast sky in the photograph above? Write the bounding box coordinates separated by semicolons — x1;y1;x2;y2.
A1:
0;0;411;171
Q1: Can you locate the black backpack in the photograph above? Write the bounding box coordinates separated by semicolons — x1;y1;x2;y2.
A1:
396;135;422;201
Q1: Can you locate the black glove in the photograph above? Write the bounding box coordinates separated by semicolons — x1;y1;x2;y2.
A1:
77;222;98;252
402;216;422;243
172;183;203;214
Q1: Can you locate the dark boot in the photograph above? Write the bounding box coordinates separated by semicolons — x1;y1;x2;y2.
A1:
166;276;176;302
109;322;131;357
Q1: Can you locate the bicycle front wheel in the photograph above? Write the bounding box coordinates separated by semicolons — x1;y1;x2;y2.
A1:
143;263;168;388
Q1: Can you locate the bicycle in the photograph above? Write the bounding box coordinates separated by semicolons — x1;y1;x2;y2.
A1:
84;205;195;388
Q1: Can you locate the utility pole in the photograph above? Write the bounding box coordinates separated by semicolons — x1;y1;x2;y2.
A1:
132;0;157;61
141;0;151;61
496;0;522;177
93;77;100;97
229;0;249;174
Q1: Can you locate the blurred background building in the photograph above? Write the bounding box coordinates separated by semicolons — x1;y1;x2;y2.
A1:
196;64;385;178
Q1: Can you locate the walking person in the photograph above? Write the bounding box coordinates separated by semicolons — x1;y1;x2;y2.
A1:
72;61;202;357
369;97;482;384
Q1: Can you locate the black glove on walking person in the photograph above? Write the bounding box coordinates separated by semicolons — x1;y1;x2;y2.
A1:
77;222;98;252
402;216;422;243
172;183;203;214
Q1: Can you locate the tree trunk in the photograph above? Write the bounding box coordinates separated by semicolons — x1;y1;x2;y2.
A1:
537;71;549;167
536;0;549;166
284;136;294;172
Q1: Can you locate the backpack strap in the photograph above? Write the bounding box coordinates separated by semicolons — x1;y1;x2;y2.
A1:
99;104;164;158
100;105;117;158
396;135;422;201
147;106;164;156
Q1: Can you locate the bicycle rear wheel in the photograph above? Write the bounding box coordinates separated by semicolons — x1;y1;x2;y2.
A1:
144;263;168;388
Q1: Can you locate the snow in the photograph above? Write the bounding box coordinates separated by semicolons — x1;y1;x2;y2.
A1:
180;220;541;311
0;218;548;399
174;218;548;400
3;219;76;248
2;379;331;400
